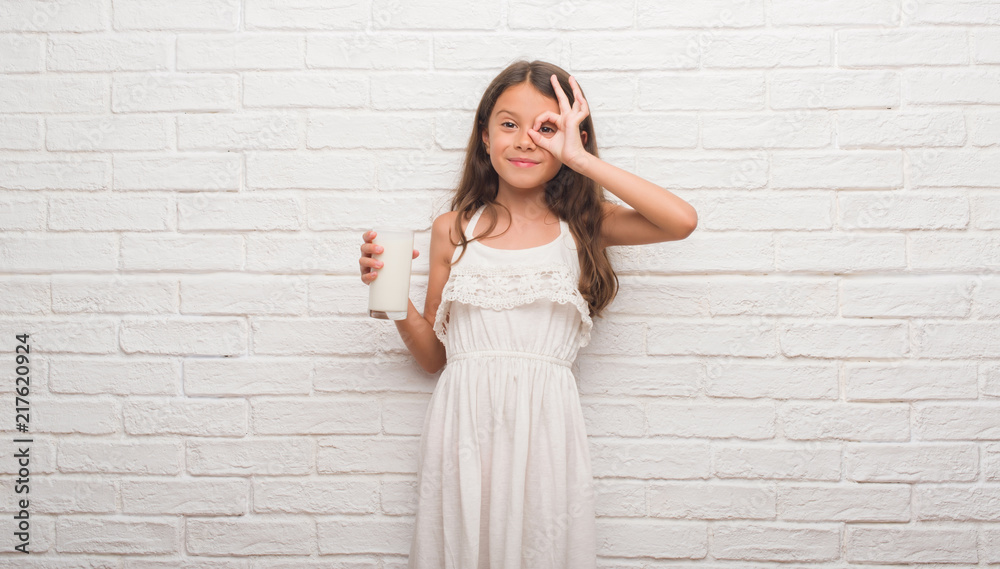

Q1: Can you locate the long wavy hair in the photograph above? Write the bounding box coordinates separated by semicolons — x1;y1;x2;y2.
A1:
448;59;619;318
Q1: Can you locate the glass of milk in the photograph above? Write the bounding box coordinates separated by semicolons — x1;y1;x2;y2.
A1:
368;229;413;320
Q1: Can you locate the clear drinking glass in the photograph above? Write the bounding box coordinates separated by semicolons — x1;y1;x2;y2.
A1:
368;228;413;320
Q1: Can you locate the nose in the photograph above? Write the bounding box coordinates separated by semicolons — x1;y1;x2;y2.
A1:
515;128;535;151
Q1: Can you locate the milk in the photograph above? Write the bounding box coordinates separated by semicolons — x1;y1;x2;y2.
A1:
368;229;413;320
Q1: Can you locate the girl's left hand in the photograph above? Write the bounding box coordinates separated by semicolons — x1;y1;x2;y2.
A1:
527;74;591;171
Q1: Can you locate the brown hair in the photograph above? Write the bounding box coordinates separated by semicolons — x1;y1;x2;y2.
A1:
448;59;618;318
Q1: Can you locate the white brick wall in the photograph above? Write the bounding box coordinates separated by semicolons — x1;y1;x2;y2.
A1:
1;0;998;565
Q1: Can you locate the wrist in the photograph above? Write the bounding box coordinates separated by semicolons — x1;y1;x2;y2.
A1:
567;151;596;174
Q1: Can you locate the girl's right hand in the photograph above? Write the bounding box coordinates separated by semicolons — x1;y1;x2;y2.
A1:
360;229;419;285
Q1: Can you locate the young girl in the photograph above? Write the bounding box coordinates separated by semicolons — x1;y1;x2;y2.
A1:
359;60;697;569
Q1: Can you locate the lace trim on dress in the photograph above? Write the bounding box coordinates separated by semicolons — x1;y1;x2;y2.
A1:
433;261;594;349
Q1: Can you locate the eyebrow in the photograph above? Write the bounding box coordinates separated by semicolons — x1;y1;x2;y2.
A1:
496;109;554;122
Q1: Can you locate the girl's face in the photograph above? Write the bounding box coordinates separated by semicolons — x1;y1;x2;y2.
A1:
481;82;563;193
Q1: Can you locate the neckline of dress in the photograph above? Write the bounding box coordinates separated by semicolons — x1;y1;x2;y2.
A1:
468;205;564;253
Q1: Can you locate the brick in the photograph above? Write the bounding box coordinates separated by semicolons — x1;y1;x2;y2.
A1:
35;396;120;434
910;148;1000;187
637;72;765;111
187;438;313;475
0;74;107;112
846;362;978;401
180;274;308;315
714;443;841;480
0;0;108;32
636;0;764;28
114;153;239;190
769;71;899;110
245;0;366;30
702;111;832;148
915;485;1000;520
693;191;833;230
120;317;247;356
647;481;773;519
0;196;45;230
0;115;41;149
309;33;429;69
47;33;171;71
973;29;1000;63
252;317;390;356
575;356;700;398
252;397;380;434
0;154;111;190
177;112;299;150
841;275;974;317
49;194;171;230
0;34;43;71
178;193;301;230
781;402;910;441
0;234;117;272
177;33;304;70
112;72;238;112
845;525;977;563
381;478;417;515
307;111;431;149
121;234;243;271
779;320;908;358
590;439;709;479
608;233;773;273
47;115;172;151
371;72;487;110
0;275;49;312
49;358;180;395
381;395;429;435
907;68;1000;104
247;151;374;189
122;479;247;514
712;522;840;561
124;398;248;436
778;483;909;521
317;517;412;555
595;518;707;558
594;478;646;517
58;440;182;474
186;517;313;555
910;234;1000;270
305;194;434;231
113;0;238;31
838;110;965;148
916;403;1000;440
845;443;978;482
571;33;698;70
776;233;906;272
706;359;838;400
592;113;698;148
318;435;419;474
907;0;1000;24
646;401;775;438
580;400;644;437
703;31;832;68
432;35;555;69
648;318;777;357
244;71;366;108
968;109;1000;145
376;148;461;191
771;150;902;189
838;29;969;67
254;477;379;514
56;516;178;554
637;151;768;189
769;0;897;24
30;477;116;514
374;0;499;30
184;358;313;396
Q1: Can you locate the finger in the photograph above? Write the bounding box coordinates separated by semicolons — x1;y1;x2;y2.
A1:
412;249;420;259
569;75;589;116
531;110;562;133
549;74;571;114
364;229;376;242
361;242;383;256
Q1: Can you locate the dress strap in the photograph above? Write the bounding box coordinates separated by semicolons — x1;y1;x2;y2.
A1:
464;204;487;240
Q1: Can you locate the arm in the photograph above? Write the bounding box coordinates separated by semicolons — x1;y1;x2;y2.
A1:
570;153;698;248
391;212;453;374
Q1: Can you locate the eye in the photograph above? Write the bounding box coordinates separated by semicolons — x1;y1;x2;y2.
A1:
540;125;555;133
501;121;516;128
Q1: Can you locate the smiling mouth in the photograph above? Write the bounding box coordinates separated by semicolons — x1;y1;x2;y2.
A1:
508;159;538;167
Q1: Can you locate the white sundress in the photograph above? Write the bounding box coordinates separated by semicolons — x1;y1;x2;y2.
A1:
407;204;598;569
